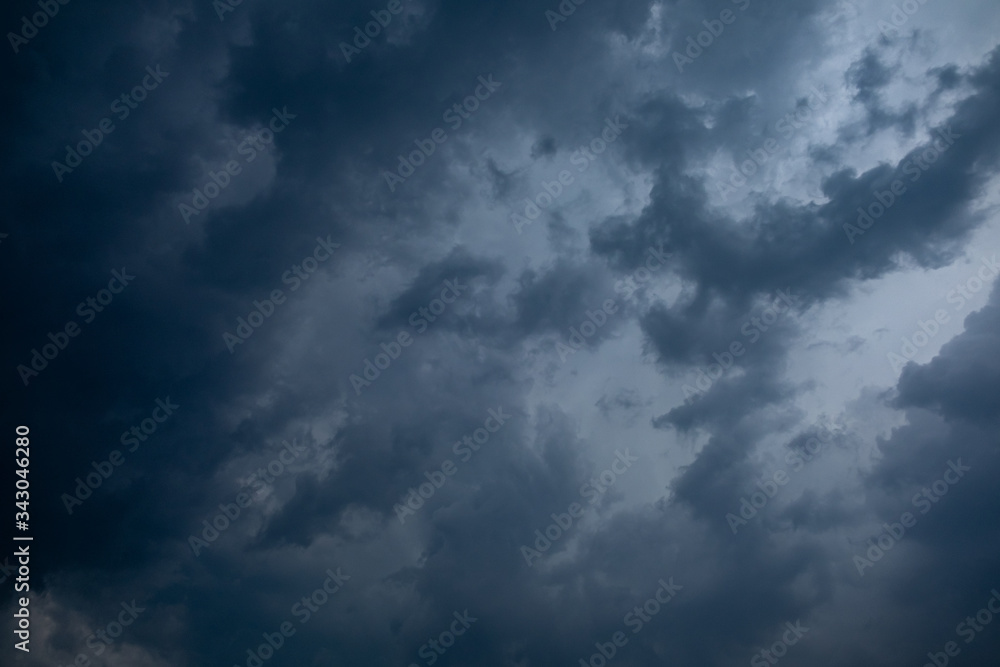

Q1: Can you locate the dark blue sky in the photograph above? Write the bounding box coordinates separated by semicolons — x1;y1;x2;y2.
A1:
3;1;1000;666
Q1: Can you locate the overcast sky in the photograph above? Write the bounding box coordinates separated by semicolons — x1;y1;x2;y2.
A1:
3;0;1000;666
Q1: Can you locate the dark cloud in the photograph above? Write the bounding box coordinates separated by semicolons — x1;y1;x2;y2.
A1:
3;0;1000;665
895;280;1000;425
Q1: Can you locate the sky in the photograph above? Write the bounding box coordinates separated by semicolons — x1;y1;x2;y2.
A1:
2;0;1000;666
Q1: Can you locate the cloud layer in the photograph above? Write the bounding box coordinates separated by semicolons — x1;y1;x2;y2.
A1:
2;0;1000;666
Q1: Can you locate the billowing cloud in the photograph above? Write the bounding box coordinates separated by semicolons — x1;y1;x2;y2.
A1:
3;0;1000;666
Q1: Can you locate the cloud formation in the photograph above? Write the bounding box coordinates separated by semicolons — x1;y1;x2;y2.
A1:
2;0;1000;665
